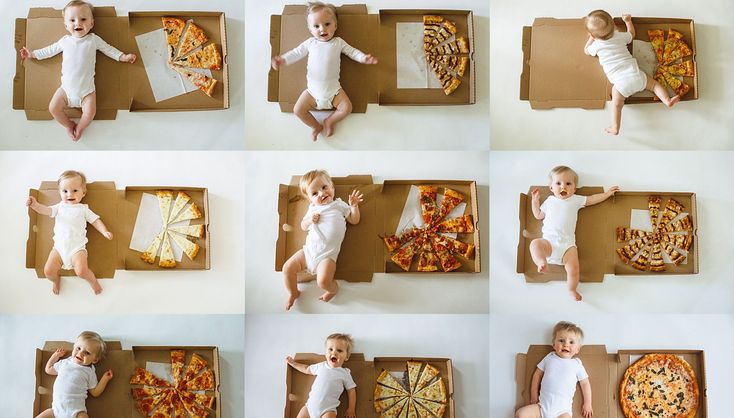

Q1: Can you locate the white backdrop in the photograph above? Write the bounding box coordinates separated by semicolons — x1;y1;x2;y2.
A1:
0;314;244;418
245;151;489;314
245;0;489;150
490;0;734;149
489;314;734;417
245;314;489;418
0;0;245;150
490;151;734;314
0;151;245;314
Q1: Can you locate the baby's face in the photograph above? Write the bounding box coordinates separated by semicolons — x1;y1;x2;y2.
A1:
58;176;86;204
549;171;577;200
72;337;100;366
64;5;94;38
307;9;337;42
306;175;335;206
324;338;349;368
553;330;582;359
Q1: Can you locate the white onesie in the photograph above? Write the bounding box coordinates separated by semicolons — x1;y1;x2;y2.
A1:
540;194;587;265
537;352;589;418
52;357;98;418
50;202;100;270
306;361;357;418
302;199;352;274
33;33;123;108
586;30;647;98
281;37;368;110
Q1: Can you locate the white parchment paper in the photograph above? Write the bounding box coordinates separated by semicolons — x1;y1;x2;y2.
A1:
394;185;466;239
632;40;657;98
147;361;173;383
395;22;442;89
129;193;186;261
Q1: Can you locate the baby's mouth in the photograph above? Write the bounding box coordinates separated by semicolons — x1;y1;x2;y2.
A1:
560;191;567;197
330;356;338;363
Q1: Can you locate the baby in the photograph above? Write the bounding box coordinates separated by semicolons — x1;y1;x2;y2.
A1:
26;170;113;295
271;1;378;141
530;166;619;301
20;0;137;141
283;170;363;310
584;10;680;135
515;321;592;418
286;333;357;418
36;331;114;418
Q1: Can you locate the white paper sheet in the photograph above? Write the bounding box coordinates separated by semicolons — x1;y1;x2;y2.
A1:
395;22;442;89
394;185;466;239
147;361;173;383
135;29;212;102
129;193;187;261
632;40;657;98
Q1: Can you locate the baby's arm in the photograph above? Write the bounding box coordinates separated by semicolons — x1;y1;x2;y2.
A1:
94;34;136;63
622;14;635;39
585;185;620;207
530;189;545;220
580;377;593;417
285;356;313;375
583;35;595;56
89;370;114;397
346;387;357;418
529;367;543;404
302;212;318;230
22;40;63;61
346;190;364;225
272;40;310;70
26;196;52;216
341;40;378;65
91;219;114;240
45;348;66;375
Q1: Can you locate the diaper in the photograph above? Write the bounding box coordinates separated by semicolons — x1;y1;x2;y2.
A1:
307;403;337;418
53;399;86;418
308;88;339;110
539;393;572;418
54;245;87;270
545;235;576;266
303;241;339;275
612;68;647;98
62;87;93;109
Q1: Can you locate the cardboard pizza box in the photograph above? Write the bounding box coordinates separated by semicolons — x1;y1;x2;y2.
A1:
520;17;697;109
516;189;698;282
33;341;221;418
14;7;230;120
285;353;454;418
26;181;211;278
275;175;481;282
516;345;708;418
268;5;476;113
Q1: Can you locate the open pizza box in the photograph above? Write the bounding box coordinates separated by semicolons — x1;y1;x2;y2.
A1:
520;17;697;109
268;4;476;113
275;175;481;281
516;188;698;282
14;7;229;120
285;353;455;418
26;181;210;278
515;345;708;418
33;341;221;418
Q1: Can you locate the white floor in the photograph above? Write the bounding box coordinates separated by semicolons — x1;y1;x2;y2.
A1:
245;0;490;150
490;0;734;149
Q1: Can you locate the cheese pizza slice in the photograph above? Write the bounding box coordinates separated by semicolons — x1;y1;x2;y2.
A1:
141;231;165;264
175;22;208;60
170;191;193;222
176;43;222;70
156;190;174;225
415;398;447;418
382;397;409;418
376;369;409;393
649;243;666;272
648;195;661;231
662;70;690;97
413;377;447;403
375;396;407;414
615;227;651;243
414;363;440;393
658;198;686;229
407;361;423;394
375;384;410;402
158;232;176;268
630;244;651;271
169;63;217;97
663;38;692;65
169;231;201;260
662;29;684;64
168;224;205;239
667;60;694;77
664;214;693;233
162;17;186;61
663;242;686;265
170;201;204;224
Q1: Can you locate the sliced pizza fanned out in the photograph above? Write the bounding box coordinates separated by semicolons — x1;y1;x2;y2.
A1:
169;63;217;97
169;230;201;260
162;17;186;61
176;22;208;60
158;232;176;268
176;43;222;70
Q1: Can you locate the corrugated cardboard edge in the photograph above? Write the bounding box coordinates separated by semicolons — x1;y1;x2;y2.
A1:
267;14;281;105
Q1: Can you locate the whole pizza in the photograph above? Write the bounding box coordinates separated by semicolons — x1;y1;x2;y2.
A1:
619;354;699;418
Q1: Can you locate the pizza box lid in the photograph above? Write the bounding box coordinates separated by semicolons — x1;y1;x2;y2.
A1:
26;182;210;278
516;189;698;282
268;5;475;113
520;17;697;109
275;175;480;282
14;8;229;120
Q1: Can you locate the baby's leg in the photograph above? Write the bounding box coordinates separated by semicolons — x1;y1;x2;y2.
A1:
75;412;89;418
320;412;337;418
606;87;625;135
558;414;572;418
43;249;63;295
562;247;581;301
71;250;102;295
73;92;97;142
35;407;55;418
282;249;307;311
293;90;323;141
315;258;338;302
323;90;353;137
529;238;551;273
48;88;77;140
514;404;541;418
295;406;310;418
645;76;680;108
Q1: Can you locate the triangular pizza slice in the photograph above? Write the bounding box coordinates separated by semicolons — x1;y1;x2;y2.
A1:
156;190;174;225
407;361;424;394
376;369;409;393
179;391;212;418
666;60;694;77
391;240;419;271
171;350;186;388
168;224;205;239
158;232;176;268
141;231;165;264
169;230;201;260
414;363;441;394
162;17;186;61
175;43;222;70
169;191;193;222
176;22;209;60
170;200;204;224
647;29;665;63
130;367;172;387
182;353;209;385
185;368;215;391
413;377;447;403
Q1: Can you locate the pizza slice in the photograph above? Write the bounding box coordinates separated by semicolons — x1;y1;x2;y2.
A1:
435;20;457;44
179;391;213;418
649;243;666;272
663;38;693;65
616;245;638;265
414;363;440;393
615;227;651;243
156;190;174;226
175;43;223;70
457;37;470;53
376;384;411;402
168;224;205;238
661;29;684;64
648;195;661;231
435;189;464;223
653;66;668;89
663;242;686;265
661;71;687;97
407;361;424;394
376;369;409;393
162;17;186;61
664;214;693;233
658;198;686;229
667;60;694;76
680;233;694;252
647;29;665;63
383;227;424;252
185;368;215;391
442;77;461;96
413;377;447;403
432;234;474;258
158;232;176;268
382;397;409;418
432;239;462;272
391;240;419;271
181;353;208;384
170;191;193;222
170;201;204;224
403;398;418;418
176;22;209;60
169;63;217;97
172;392;188;418
171;350;186;388
415;398;447;418
169;230;201;260
149;389;175;418
130;367;172;387
418;186;438;225
437;214;474;233
411;398;435;418
141;231;165;264
132;387;168;417
630;244;651;271
416;250;439;272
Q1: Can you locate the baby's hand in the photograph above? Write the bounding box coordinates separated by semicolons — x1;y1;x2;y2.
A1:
51;348;66;360
345;409;357;418
607;185;621;196
582;402;593;417
26;196;37;207
312;213;320;224
271;55;284;70
120;53;137;64
363;54;378;65
20;47;33;60
348;190;364;207
103;231;114;240
102;370;114;380
531;188;540;201
285;356;296;366
622;14;632;22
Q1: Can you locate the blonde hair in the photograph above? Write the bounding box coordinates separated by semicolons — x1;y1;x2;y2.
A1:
58;170;87;189
553;321;584;342
307;1;337;20
585;10;614;40
548;165;578;185
64;0;94;16
326;333;354;356
299;169;333;197
77;330;107;360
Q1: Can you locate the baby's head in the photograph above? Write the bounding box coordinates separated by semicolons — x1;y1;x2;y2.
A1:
552;321;583;359
63;1;95;38
324;333;353;368
306;1;338;42
300;169;335;206
58;170;88;204
548;165;578;200
72;331;106;366
585;10;614;40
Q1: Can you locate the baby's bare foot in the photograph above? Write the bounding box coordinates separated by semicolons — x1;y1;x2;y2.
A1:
323;118;334;137
319;291;337;303
286;290;301;311
86;278;102;295
66;123;77;140
537;261;548;274
51;278;60;295
311;125;323;142
73;126;84;142
667;95;680;108
604;126;619;135
570;290;582;301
